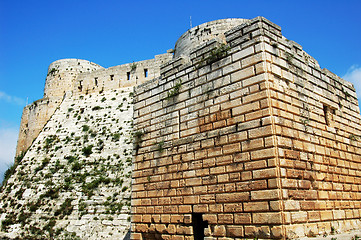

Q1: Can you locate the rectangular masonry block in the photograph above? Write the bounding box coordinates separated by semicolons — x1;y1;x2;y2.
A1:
226;225;244;237
253;212;282;224
243;201;269;212
234;213;252;224
216;192;249;203
251;189;280;200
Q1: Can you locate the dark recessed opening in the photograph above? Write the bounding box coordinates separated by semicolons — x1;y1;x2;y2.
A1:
144;69;148;78
110;75;114;81
95;77;98;86
323;104;334;126
78;81;83;92
192;213;208;240
127;72;130;80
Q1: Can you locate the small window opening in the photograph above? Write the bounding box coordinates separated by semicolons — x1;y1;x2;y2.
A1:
127;72;130;80
144;69;148;78
95;77;98;86
110;75;114;81
192;213;208;240
323;105;334;126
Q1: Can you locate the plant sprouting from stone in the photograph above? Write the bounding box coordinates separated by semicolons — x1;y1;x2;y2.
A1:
285;52;294;64
207;43;231;64
166;80;182;99
48;68;57;76
82;145;93;157
82;125;90;132
349;134;359;142
155;140;165;153
130;63;137;72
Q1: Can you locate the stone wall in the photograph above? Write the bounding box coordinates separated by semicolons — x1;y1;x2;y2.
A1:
265;23;361;237
74;53;173;96
16;97;62;157
174;18;249;58
44;59;104;98
16;53;172;157
132;17;361;239
8;16;361;240
1;88;134;239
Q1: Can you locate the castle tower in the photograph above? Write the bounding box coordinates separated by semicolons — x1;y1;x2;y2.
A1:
44;59;104;98
16;59;103;156
174;18;249;58
132;17;361;239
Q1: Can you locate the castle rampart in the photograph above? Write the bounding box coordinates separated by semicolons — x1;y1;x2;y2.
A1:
44;59;104;98
132;16;361;239
74;53;172;96
16;97;62;156
16;53;173;156
174;18;249;58
7;16;361;240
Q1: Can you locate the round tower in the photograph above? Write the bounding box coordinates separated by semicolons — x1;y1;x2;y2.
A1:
44;59;104;98
173;18;249;58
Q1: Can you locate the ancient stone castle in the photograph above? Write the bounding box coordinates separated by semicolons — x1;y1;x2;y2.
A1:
1;17;361;240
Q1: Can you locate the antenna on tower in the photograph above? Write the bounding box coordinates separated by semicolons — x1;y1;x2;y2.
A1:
190;16;192;29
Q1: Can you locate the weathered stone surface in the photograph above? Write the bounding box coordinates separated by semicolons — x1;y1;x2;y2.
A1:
1;89;134;239
2;16;361;240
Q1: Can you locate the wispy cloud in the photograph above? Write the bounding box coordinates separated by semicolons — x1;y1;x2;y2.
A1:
0;91;26;106
343;65;361;100
0;127;18;183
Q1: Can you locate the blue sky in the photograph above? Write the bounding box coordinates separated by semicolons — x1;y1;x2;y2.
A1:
0;0;360;181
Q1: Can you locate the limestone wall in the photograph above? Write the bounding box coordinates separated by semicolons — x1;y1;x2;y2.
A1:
264;24;361;237
16;97;62;157
16;54;172;157
8;15;361;240
16;59;104;156
173;18;249;58
132;17;284;239
44;59;104;98
73;53;172;96
1;88;134;239
132;17;361;239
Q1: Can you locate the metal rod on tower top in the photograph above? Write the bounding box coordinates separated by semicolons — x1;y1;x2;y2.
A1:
190;16;192;29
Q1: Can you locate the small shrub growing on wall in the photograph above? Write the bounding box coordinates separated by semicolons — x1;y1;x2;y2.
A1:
92;106;103;111
207;43;230;64
82;145;93;157
166;80;182;99
48;68;57;76
130;63;137;71
82;125;90;132
155;140;165;153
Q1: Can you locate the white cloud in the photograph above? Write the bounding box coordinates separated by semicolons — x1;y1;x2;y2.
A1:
0;91;26;106
343;65;361;102
0;127;18;183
